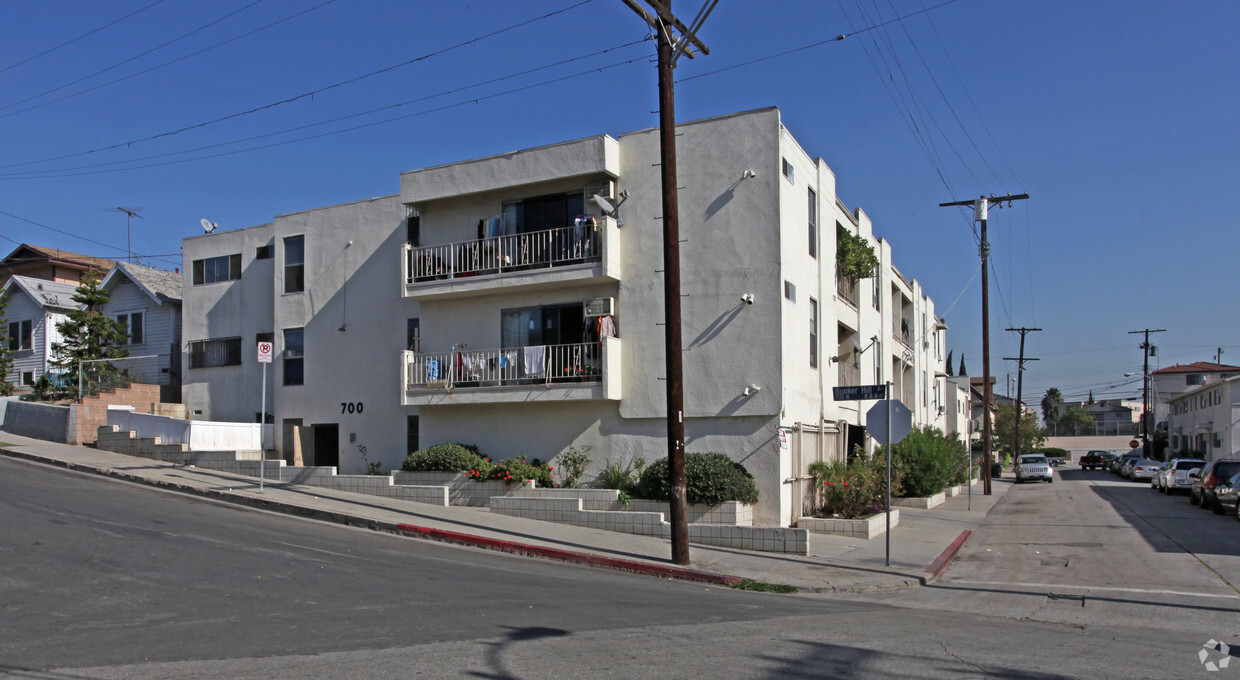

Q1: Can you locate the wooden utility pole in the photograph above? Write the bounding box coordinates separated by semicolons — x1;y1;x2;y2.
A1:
1129;328;1165;459
622;0;714;566
939;193;1028;494
1004;327;1040;466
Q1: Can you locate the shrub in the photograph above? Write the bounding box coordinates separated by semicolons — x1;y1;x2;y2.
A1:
634;452;758;506
809;458;892;518
401;443;486;473
0;381;12;396
471;456;555;488
596;457;645;493
555;445;592;488
879;426;966;498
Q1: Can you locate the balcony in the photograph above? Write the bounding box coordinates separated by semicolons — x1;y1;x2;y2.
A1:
402;217;620;300
402;338;621;406
836;275;859;308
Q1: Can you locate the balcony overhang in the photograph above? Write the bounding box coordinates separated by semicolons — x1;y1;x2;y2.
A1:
405;262;614;301
400;135;619;204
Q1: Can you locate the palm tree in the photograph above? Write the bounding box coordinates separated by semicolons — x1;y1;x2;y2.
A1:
1041;387;1064;425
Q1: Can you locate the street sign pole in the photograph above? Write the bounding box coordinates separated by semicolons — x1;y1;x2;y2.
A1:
256;340;274;493
885;381;892;567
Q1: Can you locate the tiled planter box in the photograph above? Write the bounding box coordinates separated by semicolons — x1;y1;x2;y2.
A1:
393;471;532;506
798;509;899;539
893;491;945;509
626;499;753;526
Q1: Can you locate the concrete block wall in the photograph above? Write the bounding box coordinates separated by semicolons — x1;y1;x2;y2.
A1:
798;510;899;539
3;400;70;443
627;499;753;526
70;383;162;445
489;496;808;554
394;471;529;506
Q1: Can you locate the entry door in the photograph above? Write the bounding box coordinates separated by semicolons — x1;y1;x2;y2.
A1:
313;424;339;469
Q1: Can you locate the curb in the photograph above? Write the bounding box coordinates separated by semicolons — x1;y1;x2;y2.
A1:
1;448;746;588
925;529;971;582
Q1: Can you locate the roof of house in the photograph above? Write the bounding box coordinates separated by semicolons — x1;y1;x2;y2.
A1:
100;262;182;305
1;275;82;311
1152;362;1240;375
1;243;115;273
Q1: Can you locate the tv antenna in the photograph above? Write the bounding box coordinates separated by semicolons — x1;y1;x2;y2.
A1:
112;206;143;264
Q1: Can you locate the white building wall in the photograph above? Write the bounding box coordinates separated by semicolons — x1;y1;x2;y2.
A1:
1167;378;1240;462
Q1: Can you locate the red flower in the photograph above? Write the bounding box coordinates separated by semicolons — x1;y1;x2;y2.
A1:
843;481;849;486
823;481;830;487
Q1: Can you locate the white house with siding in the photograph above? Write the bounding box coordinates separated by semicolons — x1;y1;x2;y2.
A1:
99;263;184;402
180;107;951;526
0;276;79;388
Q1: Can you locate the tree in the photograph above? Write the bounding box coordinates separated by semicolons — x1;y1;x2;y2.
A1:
1057;405;1095;431
958;353;967;377
835;226;880;280
945;350;954;376
50;274;130;398
0;291;13;395
1041;387;1063;425
991;404;1045;461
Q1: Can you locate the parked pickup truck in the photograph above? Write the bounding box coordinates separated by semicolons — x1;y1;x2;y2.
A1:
1080;451;1107;470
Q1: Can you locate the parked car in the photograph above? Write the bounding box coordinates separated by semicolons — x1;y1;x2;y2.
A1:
1080;451;1107;470
1111;452;1140;474
1156;458;1205;494
1047;457;1066;467
1130;459;1161;482
1016;454;1054;484
1210;472;1240;516
1120;457;1141;479
1190;460;1240;510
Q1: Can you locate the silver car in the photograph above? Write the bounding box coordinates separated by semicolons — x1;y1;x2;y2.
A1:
1016;454;1054;484
1130;459;1161;482
1156;458;1206;494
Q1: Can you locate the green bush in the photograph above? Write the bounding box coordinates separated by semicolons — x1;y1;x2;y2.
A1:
1041;447;1069;460
596;457;646;493
880;426;966;498
554;445;592;488
809;459;886;518
473;456;555;488
634;452;759;505
401;443;486;472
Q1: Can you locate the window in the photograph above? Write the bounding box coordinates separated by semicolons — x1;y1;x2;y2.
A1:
502;191;585;234
192;254;242;285
256;331;274;346
809;297;818;369
284;236;305;293
874;342;882;383
283;328;304;385
21;371;33;386
784;281;796;302
807;187;817;259
116;312;144;345
407;415;420;455
407;318;421;352
782;158;794;183
8;320;32;351
256;244;273;259
188;337;242;368
406;209;421;246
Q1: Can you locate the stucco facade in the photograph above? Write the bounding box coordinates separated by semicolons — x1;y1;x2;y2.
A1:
1166;376;1240;462
179;107;951;526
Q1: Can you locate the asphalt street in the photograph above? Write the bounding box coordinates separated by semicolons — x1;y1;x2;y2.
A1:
3;456;1236;678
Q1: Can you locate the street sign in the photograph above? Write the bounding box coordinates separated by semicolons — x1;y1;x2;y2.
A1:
833;384;887;401
866;399;912;444
257;341;273;364
1129;439;1140;449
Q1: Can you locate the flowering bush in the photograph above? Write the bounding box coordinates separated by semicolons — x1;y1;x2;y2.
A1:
469;456;556;488
809;459;890;519
401;443;485;472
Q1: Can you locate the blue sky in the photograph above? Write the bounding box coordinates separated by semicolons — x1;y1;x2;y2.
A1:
2;0;1237;407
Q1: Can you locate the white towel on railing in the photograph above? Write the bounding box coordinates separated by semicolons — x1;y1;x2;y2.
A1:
524;345;545;377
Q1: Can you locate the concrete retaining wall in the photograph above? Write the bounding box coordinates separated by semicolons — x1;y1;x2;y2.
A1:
2;400;70;443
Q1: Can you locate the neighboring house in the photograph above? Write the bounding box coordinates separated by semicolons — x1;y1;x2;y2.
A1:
0;243;113;289
1150;362;1240;431
99;263;184;402
944;376;972;444
180;107;950;527
1046;398;1141;437
1166;375;1240;462
0;276;80;388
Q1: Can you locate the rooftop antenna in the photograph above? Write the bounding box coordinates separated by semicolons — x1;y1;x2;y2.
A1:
200;218;218;234
112;206;143;264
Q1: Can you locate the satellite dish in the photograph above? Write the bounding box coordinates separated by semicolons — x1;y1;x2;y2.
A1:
200;218;218;234
591;194;615;215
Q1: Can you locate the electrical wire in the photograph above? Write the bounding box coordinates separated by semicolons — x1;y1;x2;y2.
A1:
0;0;273;116
0;209;178;267
0;0;601;170
0;38;652;179
0;0;170;75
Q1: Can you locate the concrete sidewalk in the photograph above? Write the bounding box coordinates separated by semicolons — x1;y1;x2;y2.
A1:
0;432;1009;593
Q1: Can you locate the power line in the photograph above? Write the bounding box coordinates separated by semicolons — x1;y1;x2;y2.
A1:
0;0;273;116
0;0;170;75
0;42;654;180
0;0;600;170
0;209;177;267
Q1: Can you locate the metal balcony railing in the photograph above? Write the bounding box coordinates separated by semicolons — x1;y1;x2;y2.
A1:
405;223;601;284
404;342;602;390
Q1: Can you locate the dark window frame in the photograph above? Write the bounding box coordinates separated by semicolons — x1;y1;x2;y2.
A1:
283;328;304;385
188;337;242;368
116;311;145;345
192;254;242;285
284;236;305;294
807;187;817;259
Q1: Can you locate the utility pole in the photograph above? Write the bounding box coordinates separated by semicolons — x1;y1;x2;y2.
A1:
939;193;1029;494
1129;328;1165;459
1004;327;1040;467
1216;347;1224;364
622;0;714;566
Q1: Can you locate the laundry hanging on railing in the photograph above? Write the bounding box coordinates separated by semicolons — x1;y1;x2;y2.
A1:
426;359;441;381
597;314;617;339
524;345;545;377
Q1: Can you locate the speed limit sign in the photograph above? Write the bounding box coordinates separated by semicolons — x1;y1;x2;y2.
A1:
257;341;273;363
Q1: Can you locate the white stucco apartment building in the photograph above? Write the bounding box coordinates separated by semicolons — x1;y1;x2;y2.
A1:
1166;375;1240;462
180;107;949;526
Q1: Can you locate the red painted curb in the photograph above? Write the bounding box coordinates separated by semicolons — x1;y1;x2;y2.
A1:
395;523;744;587
924;530;971;581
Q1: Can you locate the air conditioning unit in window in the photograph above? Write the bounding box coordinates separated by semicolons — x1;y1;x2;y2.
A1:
585;297;614;317
585;180;616;202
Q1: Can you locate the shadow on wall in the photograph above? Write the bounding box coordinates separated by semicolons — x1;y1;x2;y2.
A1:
687;303;745;350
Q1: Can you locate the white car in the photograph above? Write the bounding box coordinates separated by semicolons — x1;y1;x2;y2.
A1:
1157;458;1206;494
1015;454;1054;484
